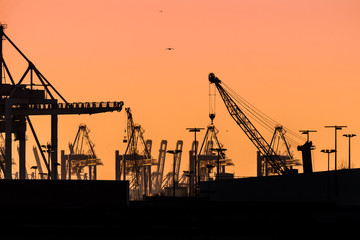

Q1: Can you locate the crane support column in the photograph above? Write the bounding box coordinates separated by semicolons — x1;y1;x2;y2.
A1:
93;165;97;180
61;150;67;179
19;116;26;179
51;113;58;180
115;150;121;180
5;99;12;179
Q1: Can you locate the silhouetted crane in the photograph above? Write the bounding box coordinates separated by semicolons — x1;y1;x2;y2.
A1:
0;25;124;180
208;73;293;175
122;108;153;199
67;124;103;180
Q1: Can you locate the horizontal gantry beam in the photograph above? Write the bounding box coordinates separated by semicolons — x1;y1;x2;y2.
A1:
1;101;124;115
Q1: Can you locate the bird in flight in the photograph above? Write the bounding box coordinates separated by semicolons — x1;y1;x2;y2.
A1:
165;48;174;50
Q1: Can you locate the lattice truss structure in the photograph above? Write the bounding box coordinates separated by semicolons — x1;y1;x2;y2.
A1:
121;108;155;199
66;124;103;180
198;124;233;181
0;24;123;180
209;73;305;176
258;125;302;176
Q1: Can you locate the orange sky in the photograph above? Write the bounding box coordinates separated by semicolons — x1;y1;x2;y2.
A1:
1;0;360;179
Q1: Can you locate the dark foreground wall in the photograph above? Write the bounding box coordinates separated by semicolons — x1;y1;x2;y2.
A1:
200;169;360;205
0;180;129;207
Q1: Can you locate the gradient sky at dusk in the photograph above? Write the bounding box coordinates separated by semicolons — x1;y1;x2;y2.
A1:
1;0;360;179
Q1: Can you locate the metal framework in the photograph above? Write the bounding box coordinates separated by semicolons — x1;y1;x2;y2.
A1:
0;25;124;179
258;125;301;176
121;108;154;199
198;124;233;181
61;124;102;180
161;140;183;189
208;73;290;175
152;140;167;195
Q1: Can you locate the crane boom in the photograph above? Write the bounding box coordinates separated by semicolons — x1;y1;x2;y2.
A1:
208;73;290;175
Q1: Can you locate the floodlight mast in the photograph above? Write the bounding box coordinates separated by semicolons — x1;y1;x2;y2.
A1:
208;73;291;175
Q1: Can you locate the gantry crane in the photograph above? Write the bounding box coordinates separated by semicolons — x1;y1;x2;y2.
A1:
258;125;301;176
208;73;293;175
61;124;102;180
151;140;167;195
161;140;183;190
198;125;234;181
121;107;154;199
0;25;124;179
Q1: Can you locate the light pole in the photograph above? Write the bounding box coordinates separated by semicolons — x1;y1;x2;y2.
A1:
321;149;335;202
41;143;55;180
183;170;192;197
167;149;182;197
321;149;336;172
211;148;227;181
299;130;317;142
343;134;356;169
186;127;204;196
325;125;347;170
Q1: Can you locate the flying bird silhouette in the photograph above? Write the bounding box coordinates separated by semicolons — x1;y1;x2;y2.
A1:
165;48;174;50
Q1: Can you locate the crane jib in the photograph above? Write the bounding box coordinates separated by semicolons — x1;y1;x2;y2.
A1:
208;73;291;175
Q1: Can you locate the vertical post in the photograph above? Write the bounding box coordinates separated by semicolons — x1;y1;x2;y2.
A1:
343;134;356;170
94;165;97;180
61;150;66;179
115;150;121;180
173;153;176;197
147;165;151;195
51;113;58;180
325;125;346;171
19;130;26;179
335;129;337;171
0;24;3;84
195;132;198;190
123;155;126;181
217;151;220;180
89;165;92;180
167;150;182;197
186;128;204;196
211;148;227;181
321;149;335;202
5;99;12;179
68;155;71;180
189;151;195;197
348;137;351;169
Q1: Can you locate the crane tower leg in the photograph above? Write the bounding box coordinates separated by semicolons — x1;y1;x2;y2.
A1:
115;150;121;180
5;99;12;179
61;150;66;180
89;165;92;180
19;119;26;179
51;113;58;180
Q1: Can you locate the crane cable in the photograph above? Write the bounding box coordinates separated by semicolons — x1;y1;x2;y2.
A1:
220;82;306;147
